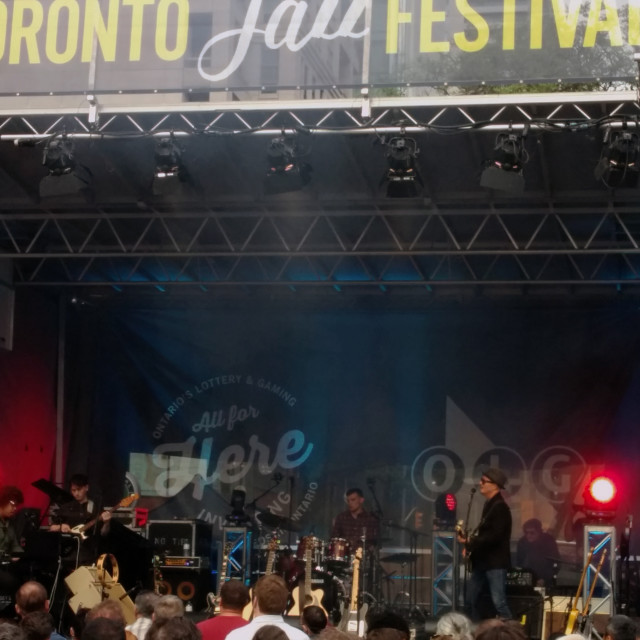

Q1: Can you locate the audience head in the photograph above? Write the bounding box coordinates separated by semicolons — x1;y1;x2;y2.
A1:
301;606;328;636
605;615;637;640
86;600;126;625
15;582;49;617
134;591;159;618
19;612;53;640
146;618;200;640
69;607;91;640
252;626;288;640
0;622;25;640
82;618;125;640
317;629;351;640
253;575;288;616
474;619;527;640
153;595;184;622
366;610;410;640
219;581;250;612
435;612;472;640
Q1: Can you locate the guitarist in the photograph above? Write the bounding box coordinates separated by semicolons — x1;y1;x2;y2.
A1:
456;467;512;621
50;474;112;566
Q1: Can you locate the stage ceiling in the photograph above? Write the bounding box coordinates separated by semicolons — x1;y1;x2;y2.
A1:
1;91;640;305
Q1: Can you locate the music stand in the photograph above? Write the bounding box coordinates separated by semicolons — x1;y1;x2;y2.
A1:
32;479;73;505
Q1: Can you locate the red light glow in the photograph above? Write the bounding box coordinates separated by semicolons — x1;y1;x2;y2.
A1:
445;493;457;511
588;476;617;504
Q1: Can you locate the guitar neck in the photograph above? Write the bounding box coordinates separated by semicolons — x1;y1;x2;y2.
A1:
350;556;361;610
265;548;276;575
303;547;312;600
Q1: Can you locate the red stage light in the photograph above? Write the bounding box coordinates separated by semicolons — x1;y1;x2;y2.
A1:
445;493;457;511
588;476;617;505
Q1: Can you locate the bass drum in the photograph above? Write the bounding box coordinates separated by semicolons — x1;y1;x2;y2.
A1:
320;572;347;625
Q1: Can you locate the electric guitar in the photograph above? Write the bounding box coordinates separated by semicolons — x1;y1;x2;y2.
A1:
70;494;139;540
288;540;326;616
206;542;232;615
339;548;366;636
455;519;473;564
242;534;279;620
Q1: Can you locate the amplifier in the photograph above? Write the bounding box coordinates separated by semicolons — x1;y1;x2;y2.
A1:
146;520;213;558
507;568;534;587
161;556;210;570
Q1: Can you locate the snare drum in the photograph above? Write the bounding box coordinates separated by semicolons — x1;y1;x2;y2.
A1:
296;536;325;566
327;537;350;563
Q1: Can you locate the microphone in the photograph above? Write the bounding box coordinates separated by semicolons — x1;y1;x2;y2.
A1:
470;487;477;494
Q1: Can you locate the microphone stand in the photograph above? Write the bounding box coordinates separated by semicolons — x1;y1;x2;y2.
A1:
367;480;384;603
461;488;477;611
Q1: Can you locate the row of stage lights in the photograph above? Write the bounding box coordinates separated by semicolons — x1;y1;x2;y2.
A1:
37;125;640;199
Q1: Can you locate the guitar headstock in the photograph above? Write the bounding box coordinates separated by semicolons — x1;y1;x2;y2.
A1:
268;534;279;551
120;494;140;508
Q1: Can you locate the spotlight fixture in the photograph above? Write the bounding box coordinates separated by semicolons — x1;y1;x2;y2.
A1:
434;492;457;527
40;136;93;199
383;135;422;198
594;127;640;188
582;475;618;522
264;133;312;195
480;127;529;193
152;135;195;198
154;136;185;179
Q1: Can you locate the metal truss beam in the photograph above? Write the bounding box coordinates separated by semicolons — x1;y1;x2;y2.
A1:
1;208;638;289
0;92;639;292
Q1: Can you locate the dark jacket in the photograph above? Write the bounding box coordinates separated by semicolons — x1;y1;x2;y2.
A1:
467;493;512;571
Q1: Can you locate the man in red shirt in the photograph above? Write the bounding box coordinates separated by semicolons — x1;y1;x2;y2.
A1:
197;581;250;640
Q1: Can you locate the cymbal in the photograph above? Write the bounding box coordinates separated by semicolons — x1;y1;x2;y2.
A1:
380;552;418;564
257;511;301;532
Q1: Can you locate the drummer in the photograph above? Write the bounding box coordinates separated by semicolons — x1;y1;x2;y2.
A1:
331;487;379;551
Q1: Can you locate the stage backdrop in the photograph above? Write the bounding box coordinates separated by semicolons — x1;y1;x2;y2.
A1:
62;299;640;554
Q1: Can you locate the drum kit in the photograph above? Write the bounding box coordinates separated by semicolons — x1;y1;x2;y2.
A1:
254;513;368;621
255;512;413;623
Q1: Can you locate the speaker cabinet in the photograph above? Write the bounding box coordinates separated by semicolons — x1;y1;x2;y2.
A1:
477;592;543;639
509;594;543;640
156;568;213;612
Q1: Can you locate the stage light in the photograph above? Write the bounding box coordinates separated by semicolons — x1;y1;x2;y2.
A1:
383;135;422;197
588;476;616;504
154;137;184;179
480;129;528;193
594;128;640;188
40;137;93;199
264;134;312;195
434;492;457;527
151;136;196;198
583;475;618;521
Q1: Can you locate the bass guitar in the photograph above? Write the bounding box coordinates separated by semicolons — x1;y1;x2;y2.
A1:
70;494;139;540
339;548;366;636
288;539;326;616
